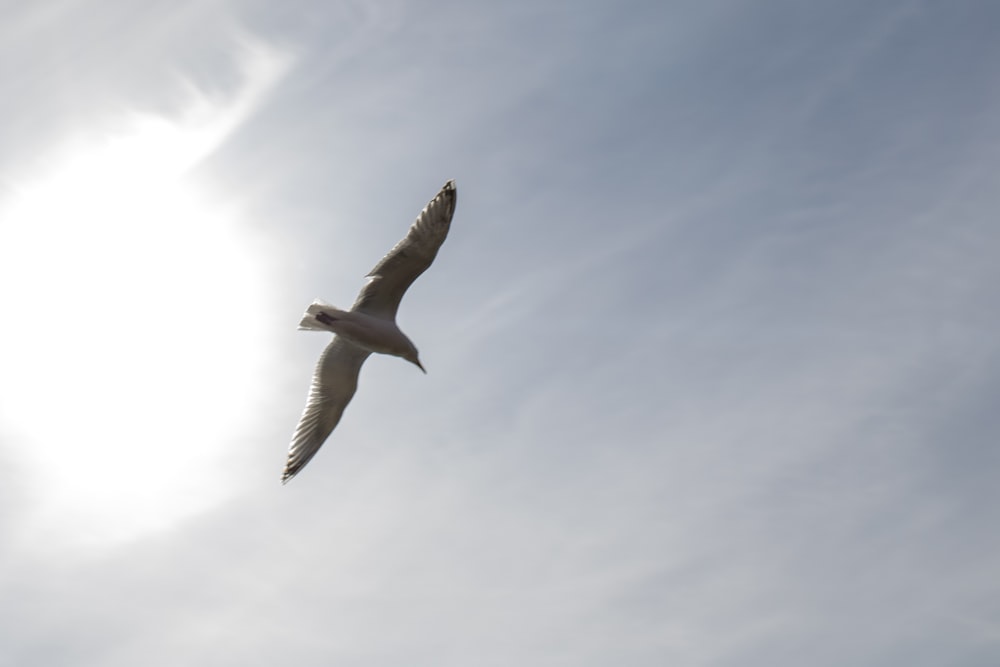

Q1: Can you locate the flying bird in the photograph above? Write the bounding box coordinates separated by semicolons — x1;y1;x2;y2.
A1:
281;180;457;483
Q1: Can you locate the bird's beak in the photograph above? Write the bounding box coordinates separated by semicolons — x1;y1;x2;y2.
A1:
414;358;426;374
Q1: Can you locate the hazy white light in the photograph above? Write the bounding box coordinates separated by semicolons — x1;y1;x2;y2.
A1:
0;38;291;549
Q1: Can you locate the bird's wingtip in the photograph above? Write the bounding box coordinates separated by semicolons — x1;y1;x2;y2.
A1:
280;463;298;484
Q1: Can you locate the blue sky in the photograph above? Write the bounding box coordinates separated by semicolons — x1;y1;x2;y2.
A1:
1;1;999;665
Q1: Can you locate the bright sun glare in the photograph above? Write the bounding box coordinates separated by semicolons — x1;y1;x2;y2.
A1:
0;40;290;549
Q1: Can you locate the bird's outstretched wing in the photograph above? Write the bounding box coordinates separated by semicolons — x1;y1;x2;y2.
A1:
351;180;457;319
282;337;372;483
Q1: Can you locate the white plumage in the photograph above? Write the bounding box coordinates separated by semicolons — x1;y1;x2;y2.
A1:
282;180;457;483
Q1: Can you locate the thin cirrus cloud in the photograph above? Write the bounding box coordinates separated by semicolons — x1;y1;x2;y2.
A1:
0;31;294;548
1;1;999;666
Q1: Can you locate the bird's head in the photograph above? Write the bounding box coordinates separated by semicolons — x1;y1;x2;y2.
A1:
397;338;426;374
403;348;426;374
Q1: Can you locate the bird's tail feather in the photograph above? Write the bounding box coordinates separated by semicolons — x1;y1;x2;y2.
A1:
298;299;348;331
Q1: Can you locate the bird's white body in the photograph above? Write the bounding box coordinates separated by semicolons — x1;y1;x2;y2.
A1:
298;302;420;360
282;180;457;483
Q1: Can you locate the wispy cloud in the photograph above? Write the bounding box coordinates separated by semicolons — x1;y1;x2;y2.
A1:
0;29;293;549
2;1;999;665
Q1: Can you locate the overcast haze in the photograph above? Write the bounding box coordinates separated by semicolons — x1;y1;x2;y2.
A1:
1;1;999;665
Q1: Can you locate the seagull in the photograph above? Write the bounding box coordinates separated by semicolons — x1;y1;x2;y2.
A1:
281;180;457;483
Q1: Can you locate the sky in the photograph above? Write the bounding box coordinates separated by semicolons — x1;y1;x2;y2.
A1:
1;0;999;664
